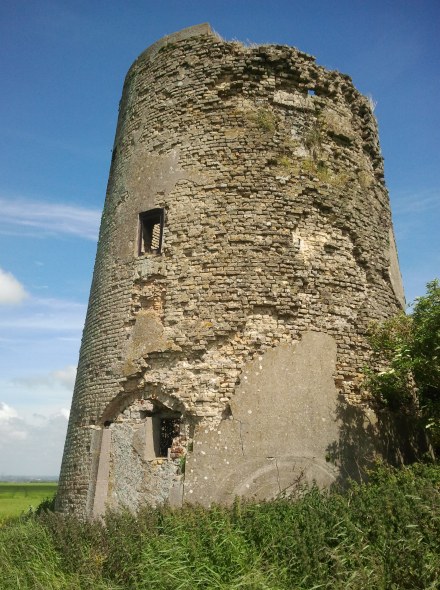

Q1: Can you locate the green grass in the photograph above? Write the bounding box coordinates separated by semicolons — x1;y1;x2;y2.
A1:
0;483;57;519
0;464;439;589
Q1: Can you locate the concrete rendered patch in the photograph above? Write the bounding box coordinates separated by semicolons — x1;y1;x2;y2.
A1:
184;331;340;505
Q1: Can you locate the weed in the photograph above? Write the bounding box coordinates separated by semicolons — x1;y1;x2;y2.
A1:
300;159;350;188
275;155;293;170
247;108;277;133
316;162;332;184
366;93;378;113
301;157;317;174
304;118;324;160
332;171;350;187
0;464;438;589
358;169;373;188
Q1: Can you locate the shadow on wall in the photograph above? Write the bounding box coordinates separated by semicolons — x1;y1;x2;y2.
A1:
326;396;431;486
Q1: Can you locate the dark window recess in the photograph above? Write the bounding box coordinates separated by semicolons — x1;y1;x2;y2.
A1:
159;418;180;457
139;208;164;255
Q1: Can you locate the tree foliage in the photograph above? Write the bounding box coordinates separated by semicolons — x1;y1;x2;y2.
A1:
366;279;440;453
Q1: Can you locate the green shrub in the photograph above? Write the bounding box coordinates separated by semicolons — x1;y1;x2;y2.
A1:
365;279;440;451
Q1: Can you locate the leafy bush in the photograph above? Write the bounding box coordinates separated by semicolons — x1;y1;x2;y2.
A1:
365;279;440;452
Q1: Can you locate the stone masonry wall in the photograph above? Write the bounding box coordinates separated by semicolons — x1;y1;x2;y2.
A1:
56;24;405;517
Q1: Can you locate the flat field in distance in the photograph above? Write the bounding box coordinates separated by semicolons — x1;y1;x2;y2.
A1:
0;482;57;519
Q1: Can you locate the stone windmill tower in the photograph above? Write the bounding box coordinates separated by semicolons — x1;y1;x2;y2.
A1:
56;24;406;517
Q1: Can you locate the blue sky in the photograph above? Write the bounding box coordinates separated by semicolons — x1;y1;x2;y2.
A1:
0;0;438;476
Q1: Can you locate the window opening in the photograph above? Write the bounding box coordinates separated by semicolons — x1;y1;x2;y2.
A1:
159;418;180;458
139;401;181;459
138;208;164;255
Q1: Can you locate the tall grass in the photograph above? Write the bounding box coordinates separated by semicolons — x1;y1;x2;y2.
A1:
0;463;438;589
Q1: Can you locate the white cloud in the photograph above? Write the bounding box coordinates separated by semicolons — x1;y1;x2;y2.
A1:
0;268;28;304
14;365;77;391
392;189;440;216
0;402;18;421
0;197;101;241
0;296;86;333
0;402;68;476
0;402;27;442
52;366;77;389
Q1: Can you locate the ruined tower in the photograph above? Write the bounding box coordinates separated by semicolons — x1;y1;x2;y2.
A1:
57;24;406;517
